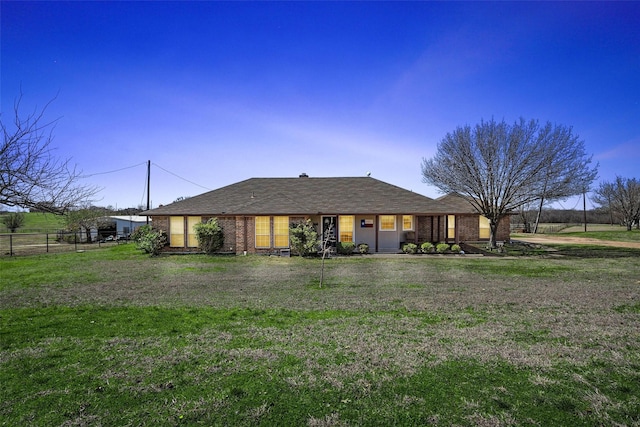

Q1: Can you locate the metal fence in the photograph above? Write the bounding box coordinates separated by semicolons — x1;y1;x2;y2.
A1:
0;232;126;257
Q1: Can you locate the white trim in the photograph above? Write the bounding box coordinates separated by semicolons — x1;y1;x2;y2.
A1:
402;215;414;231
379;215;396;231
338;215;355;243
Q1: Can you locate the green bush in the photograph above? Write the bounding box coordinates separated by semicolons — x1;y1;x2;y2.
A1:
194;218;225;254
131;225;167;256
357;243;369;254
451;244;462;253
421;242;434;253
337;242;356;255
289;219;319;257
2;212;25;232
436;243;450;253
402;243;418;254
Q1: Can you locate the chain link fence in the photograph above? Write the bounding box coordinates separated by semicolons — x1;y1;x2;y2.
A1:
0;232;128;257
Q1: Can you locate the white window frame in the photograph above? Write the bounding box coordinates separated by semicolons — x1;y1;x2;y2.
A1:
379;215;396;231
338;215;354;243
402;215;414;231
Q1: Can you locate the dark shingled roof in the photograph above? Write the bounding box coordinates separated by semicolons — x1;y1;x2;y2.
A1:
142;177;464;216
436;193;480;214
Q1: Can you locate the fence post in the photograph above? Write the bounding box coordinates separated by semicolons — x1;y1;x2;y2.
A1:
9;234;13;256
46;233;49;253
74;232;78;251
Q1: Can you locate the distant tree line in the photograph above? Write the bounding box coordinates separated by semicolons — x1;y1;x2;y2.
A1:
516;208;611;229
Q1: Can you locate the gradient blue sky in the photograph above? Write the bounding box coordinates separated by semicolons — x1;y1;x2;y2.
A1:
2;1;639;209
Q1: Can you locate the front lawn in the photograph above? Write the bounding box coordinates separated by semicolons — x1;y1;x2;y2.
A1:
1;245;639;426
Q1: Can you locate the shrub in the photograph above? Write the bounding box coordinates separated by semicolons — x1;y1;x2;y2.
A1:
421;242;434;253
451;244;462;253
289;219;319;257
194;218;225;254
402;243;418;254
357;243;369;254
2;212;25;232
436;243;450;253
131;225;167;256
337;242;356;255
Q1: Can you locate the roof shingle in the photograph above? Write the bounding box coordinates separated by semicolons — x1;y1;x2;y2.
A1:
142;177;463;216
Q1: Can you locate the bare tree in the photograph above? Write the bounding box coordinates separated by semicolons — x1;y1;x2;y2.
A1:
1;93;98;214
421;118;598;247
319;222;334;288
64;205;112;243
592;177;640;231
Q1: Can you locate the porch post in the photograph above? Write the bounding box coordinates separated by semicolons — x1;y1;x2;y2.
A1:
430;216;434;242
375;215;379;253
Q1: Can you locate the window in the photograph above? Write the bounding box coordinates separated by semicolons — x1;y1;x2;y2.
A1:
255;216;290;248
338;215;354;243
380;215;396;231
402;215;414;231
169;216;185;247
255;216;270;248
187;216;201;247
273;216;289;248
447;215;456;239
479;216;491;239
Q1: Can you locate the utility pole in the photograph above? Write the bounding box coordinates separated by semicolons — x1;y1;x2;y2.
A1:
146;160;151;224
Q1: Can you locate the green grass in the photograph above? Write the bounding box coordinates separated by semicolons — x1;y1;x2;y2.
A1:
1;245;639;426
560;229;640;243
0;212;66;233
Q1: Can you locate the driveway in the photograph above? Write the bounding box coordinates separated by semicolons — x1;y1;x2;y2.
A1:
512;234;640;249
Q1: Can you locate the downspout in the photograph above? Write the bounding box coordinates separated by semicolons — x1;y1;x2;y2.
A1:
244;216;248;253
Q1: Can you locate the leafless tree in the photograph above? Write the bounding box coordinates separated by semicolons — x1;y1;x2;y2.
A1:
64;205;113;243
421;118;598;247
319;223;334;288
592;177;640;231
1;93;98;214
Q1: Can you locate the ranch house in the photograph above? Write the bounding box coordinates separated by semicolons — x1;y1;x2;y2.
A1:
141;175;510;254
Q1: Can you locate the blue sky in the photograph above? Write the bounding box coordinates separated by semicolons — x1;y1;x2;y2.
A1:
2;1;639;210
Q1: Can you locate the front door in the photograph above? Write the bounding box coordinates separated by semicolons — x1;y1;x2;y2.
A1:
321;216;337;249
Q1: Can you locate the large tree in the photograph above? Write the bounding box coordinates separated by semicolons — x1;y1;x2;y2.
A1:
421;118;598;247
592;177;640;231
1;93;98;213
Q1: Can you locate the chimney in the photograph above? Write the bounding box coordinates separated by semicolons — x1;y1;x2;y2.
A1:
299;173;309;178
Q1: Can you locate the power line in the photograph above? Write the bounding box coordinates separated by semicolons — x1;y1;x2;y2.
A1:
152;163;212;191
81;161;147;178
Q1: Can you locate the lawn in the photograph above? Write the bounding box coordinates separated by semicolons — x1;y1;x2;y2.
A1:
1;245;639;426
560;227;640;243
0;212;66;233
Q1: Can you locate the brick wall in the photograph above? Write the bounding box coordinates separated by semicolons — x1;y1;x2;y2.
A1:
417;215;446;243
210;216;236;253
457;215;479;241
150;216;169;233
456;214;512;242
245;216;256;254
417;214;511;243
496;216;511;241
